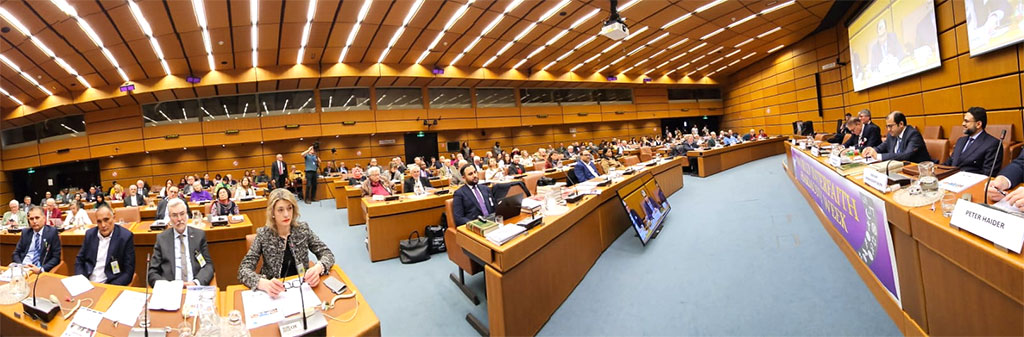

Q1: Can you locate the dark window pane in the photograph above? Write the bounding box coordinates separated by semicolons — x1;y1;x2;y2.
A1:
428;88;471;108
475;88;516;107
376;88;423;110
320;88;371;112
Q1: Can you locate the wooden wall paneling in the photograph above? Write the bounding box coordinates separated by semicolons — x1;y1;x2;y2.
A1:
320;109;376;123
474;107;519;118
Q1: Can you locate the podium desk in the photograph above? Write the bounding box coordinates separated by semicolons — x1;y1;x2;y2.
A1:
224;265;380;337
686;137;787;177
328;180;351;209
345;186;366;226
454;157;683;336
362;189;456;262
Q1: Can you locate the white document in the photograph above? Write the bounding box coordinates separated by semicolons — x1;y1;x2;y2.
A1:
148;280;183;311
939;171;988;193
182;285;218;317
274;282;322;317
485;224;526;245
993;188;1024;216
60;275;95;297
103;290;147;327
240;290;284;329
62;307;104;337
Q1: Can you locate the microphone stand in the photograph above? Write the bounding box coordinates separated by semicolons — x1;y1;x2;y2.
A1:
982;130;1008;205
33;240;48;306
142;253;150;337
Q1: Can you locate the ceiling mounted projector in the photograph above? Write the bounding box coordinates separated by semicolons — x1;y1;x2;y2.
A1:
601;21;629;40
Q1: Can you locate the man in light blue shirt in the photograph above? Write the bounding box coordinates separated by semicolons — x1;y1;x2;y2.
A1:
302;144;321;204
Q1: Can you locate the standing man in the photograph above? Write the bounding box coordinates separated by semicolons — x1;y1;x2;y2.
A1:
12;206;62;274
302;144;321;204
271;154;288;190
148;198;215;287
943;107;1003;175
74;205;135;285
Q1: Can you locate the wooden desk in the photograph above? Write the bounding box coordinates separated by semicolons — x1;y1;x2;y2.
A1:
139;203;206;219
345;186;366;226
686;137;787;177
223;265;380;336
784;144;1023;336
328;180;351;209
453;157;684;336
362;189;456;262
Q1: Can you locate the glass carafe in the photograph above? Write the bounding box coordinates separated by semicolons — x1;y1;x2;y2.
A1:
918;161;938;192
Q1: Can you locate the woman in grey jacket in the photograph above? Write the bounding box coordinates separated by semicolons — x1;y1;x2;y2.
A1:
237;188;335;297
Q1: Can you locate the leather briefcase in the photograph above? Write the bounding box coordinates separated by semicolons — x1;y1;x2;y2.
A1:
399;231;431;264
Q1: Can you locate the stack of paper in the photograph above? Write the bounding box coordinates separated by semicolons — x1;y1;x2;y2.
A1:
148;280;183;311
62;307;104;337
240;283;321;330
939;171;987;193
182;285;217;317
103;290;147;327
485;224;526;245
60;275;94;297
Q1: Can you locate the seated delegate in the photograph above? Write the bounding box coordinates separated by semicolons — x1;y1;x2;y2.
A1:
11;206;62;274
147;198;215;287
238;189;335;297
74;205;135;285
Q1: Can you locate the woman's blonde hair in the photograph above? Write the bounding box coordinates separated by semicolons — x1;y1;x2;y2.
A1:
265;188;300;233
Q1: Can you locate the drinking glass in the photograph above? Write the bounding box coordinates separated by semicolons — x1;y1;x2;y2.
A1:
941;192;957;218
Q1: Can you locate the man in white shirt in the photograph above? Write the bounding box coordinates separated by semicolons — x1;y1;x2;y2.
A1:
147;198;214;287
124;184;146;207
74;205;135;285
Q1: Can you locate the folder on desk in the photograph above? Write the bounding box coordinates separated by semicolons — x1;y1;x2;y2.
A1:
485;224;526;246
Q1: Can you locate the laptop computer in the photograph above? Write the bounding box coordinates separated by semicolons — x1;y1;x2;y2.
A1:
493;193;524;220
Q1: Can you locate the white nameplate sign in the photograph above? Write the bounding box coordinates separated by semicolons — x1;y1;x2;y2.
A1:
810;147;820;156
863;168;890;193
828;155;842;168
949;199;1024;254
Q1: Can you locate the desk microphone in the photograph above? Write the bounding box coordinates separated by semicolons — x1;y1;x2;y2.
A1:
22;239;60;322
33;240;48;305
297;261;309;332
983;129;1008;205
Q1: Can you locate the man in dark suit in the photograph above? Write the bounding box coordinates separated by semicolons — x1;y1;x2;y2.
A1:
988;150;1024;211
74;205;135;285
452;165;495;226
124;184;146;207
868;18;905;73
85;186;99;202
863;111;931;163
403;164;432;194
12;206;62;274
155;186;184;220
857;109;883;149
270;153;288;189
506;156;526;175
842;118;863;149
573;150;601;182
148;198;215;287
943;107;1003;175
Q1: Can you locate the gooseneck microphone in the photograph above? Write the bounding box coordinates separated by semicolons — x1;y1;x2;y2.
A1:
983;129;1008;205
144;253;150;337
33;240;48;306
22;237;61;322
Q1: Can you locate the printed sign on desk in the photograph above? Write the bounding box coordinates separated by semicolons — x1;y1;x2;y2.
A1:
791;148;902;306
950;199;1024;254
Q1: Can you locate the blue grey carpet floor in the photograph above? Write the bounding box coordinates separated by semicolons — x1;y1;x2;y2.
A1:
299;154;901;336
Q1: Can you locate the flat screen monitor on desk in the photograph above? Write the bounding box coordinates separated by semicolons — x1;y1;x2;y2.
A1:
616;173;671;246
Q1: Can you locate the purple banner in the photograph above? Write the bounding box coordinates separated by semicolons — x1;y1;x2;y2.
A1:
791;148;901;305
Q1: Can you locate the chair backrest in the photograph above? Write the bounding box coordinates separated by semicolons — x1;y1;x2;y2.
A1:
246;234;263;273
504;184;526;198
86;209;97;224
533;162;545;171
922;125;942;139
639;147;653;162
522;172;542;196
114;207;141;223
814;133;828;141
444;199;482;275
842;133;852;145
444;199;456;228
620;155;640;166
925;139;949;164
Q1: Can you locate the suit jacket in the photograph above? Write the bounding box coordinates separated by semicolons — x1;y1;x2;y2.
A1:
403;176;432;193
3;210;28;228
452;183;495;226
148;226;214;286
12;226;62;272
843;133;861;149
574;160;600;182
270;160;288;182
74;225;135;285
506;163;526;175
999;151;1024;187
155;196;185;220
873;126;931;163
124;193;146;207
858;122;883;149
359;179;395;197
942;131;1003;175
237;223;335;289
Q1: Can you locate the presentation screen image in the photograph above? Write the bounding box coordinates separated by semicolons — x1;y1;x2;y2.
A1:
848;0;941;91
965;0;1024;56
617;174;671;246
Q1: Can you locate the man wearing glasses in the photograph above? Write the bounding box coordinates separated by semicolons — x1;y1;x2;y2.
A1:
147;198;215;287
862;111;931;163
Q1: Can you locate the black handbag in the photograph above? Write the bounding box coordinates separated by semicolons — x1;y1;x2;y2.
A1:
399;231;430;264
425;223;447;254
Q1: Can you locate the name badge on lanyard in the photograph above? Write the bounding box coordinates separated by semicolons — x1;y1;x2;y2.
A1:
111;260;121;274
195;250;206;268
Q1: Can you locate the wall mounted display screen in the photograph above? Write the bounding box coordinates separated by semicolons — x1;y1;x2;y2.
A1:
848;0;941;91
964;0;1024;56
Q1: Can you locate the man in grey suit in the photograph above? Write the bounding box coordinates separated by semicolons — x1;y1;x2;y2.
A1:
148;198;214;287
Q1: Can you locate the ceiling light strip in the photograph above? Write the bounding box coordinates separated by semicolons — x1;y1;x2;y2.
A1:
0;7;90;88
451;0;523;65
340;0;373;62
0;55;54;95
767;44;785;53
250;0;258;67
50;0;129;81
128;0;171;75
416;0;475;64
761;0;796;15
0;87;24;105
757;27;781;38
500;0;570;69
378;0;424;63
191;0;216;70
296;0;318;64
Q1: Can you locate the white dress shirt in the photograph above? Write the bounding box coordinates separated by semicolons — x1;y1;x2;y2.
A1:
21;229;44;270
90;231;112;283
173;227;200;285
64;209;92;227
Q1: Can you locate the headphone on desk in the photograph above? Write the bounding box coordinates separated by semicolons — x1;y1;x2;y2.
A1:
321;290;357;311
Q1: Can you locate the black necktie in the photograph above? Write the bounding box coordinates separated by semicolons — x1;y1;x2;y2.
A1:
962;137;973;154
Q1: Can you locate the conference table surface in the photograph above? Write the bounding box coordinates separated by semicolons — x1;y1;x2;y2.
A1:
0;264;378;337
785;143;1023;336
1;215;255;289
453;156;685;336
686;136;788;177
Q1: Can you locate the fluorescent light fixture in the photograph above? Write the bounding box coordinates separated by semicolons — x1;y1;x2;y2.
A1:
609;55;627;65
128;0;172;75
727;14;757;28
191;0;216;70
725;49;741;58
656;61;670;68
706;46;724;55
0;7;90;87
695;0;727;13
768;44;785;53
51;0;129;81
647;32;670;45
667;38;690;49
661;13;692;29
700;27;725;41
715;65;727;72
761;0;795;15
709;57;724;65
742;52;757;59
688;42;707;52
618;0;640;12
452;0;523;65
0;55;54;95
757;27;781;38
624;26;648;40
735;38;755;48
601;41;623;54
728;59;741;66
481;56;498;67
379;0;424;62
669;52;688;61
251;0;258;67
417;0;475;64
340;0;373;62
512;58;528;69
627;45;645;56
541;60;558;70
571;63;584;71
685;70;697;76
296;0;318;64
597;64;610;73
691;55;706;63
0;87;23;105
696;64;709;71
570;9;599;29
